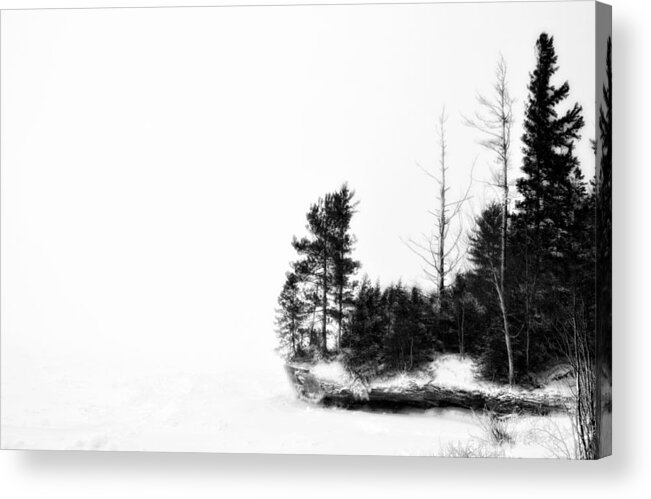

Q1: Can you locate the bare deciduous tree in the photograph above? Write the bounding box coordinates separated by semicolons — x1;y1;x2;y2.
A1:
464;56;515;385
407;108;472;308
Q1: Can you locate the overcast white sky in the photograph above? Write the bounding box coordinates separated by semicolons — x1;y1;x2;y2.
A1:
1;2;596;376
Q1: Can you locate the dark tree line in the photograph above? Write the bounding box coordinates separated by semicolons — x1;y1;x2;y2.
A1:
277;34;604;404
343;279;440;377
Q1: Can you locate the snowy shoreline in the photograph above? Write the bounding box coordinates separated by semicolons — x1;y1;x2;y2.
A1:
287;354;573;414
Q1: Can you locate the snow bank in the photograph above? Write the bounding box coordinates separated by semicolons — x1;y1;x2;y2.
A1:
368;353;573;400
310;360;352;385
429;354;478;389
370;353;480;391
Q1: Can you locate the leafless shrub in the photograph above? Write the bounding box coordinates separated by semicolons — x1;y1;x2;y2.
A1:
526;416;577;459
554;294;598;459
444;439;505;458
474;408;515;446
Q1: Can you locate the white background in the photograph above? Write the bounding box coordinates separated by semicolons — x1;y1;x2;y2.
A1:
1;0;649;497
0;0;596;375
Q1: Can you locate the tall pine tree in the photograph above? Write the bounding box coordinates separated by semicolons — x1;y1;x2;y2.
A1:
327;184;360;351
514;32;585;372
292;197;333;354
290;184;360;355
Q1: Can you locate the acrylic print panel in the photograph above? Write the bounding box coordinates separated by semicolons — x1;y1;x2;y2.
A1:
0;1;611;458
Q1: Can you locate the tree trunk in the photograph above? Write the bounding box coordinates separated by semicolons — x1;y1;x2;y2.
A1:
321;278;328;353
500;153;512;385
524;245;531;374
409;336;414;370
438;130;447;303
495;277;514;385
309;303;317;350
338;286;343;352
465;56;515;385
500;150;508;299
321;257;328;354
459;307;465;357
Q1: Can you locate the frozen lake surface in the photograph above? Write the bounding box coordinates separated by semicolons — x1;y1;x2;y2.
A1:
1;352;574;458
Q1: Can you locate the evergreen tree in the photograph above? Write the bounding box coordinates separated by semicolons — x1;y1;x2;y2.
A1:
290;184;360;355
343;277;385;376
382;284;412;370
517;33;584;263
514;32;585;372
449;272;483;357
327;184;360;350
292;197;333;354
343;280;439;376
275;271;308;359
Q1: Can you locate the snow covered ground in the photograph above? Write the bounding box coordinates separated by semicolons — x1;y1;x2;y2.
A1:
1;351;576;457
311;353;573;399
